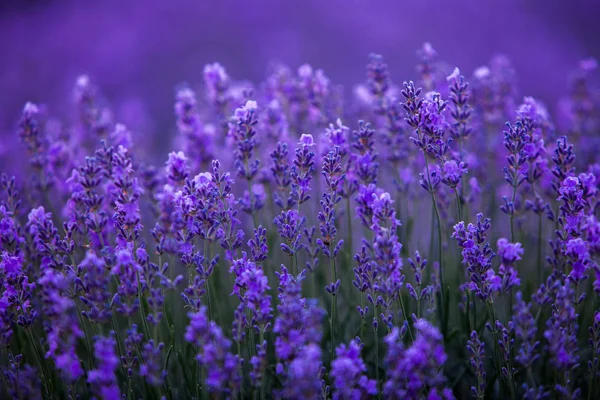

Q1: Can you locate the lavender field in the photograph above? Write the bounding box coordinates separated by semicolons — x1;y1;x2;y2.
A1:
1;1;599;399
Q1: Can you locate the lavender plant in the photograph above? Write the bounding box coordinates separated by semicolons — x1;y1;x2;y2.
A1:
1;45;599;400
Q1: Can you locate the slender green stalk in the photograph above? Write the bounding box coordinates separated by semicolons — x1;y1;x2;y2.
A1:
346;196;353;257
259;329;266;400
424;154;446;337
398;295;415;343
374;324;380;400
26;328;51;396
360;292;365;339
537;213;543;284
75;301;94;369
588;366;597;400
510;184;517;243
454;187;462;222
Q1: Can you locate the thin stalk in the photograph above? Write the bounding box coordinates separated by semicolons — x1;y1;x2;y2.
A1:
454;187;462;222
75;301;94;369
110;314;126;366
203;240;213;320
360;292;365;339
510;184;517;243
424;154;446;337
398;294;415;343
374;324;380;400
260;329;266;400
346;196;353;257
537;213;543;284
247;177;258;228
26;328;51;396
589;365;597;400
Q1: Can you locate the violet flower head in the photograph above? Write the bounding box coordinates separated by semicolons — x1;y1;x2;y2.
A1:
551;136;576;192
274;209;304;257
204;62;230;111
355;183;383;228
384;319;451;399
175;86;213;169
3;354;42;400
236;261;273;329
230;100;260;182
544;283;579;372
417;42;438;91
283;343;323;400
331;338;378;400
447;68;473;141
139;340;166;386
18;102;49;174
38;268;84;382
291;134;316;205
273;266;325;368
316;146;345;259
441;160;467;189
165;151;189;187
366;53;391;105
351;121;379;185
467;331;486;399
77;251;111;323
370;192;403;302
512;291;540;369
270;141;293;209
247;225;268;263
452;213;497;300
88;334;121;399
185;306;240;395
502;120;529;192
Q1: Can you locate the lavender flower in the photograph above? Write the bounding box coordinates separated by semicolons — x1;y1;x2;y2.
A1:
88;335;121;399
384;319;452;399
452;214;497;300
282;343;323;400
185;306;240;395
175;86;213;171
331;338;378;400
467;331;486;399
512;291;540;369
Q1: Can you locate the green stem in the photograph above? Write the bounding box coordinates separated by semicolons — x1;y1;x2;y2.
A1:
75;301;94;369
374;324;380;400
26;328;51;396
260;329;266;400
537;213;543;284
360;292;365;339
346;196;353;257
589;365;596;400
454;187;462;222
398;294;415;343
424;154;446;337
510;184;517;243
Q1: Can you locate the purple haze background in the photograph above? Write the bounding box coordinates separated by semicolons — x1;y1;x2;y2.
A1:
0;0;598;159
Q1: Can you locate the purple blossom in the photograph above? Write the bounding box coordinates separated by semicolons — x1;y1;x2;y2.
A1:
331;339;378;400
441;160;467;189
88;335;121;399
139;340;166;386
3;354;42;400
452;214;497;300
512;291;540;369
384;319;452;399
185;306;241;395
282;343;323;400
467;331;486;399
38;268;84;382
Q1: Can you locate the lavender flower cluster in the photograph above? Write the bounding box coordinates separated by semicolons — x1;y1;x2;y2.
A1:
1;44;599;400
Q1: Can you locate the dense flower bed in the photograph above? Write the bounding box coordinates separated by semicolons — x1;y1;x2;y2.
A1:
1;43;599;399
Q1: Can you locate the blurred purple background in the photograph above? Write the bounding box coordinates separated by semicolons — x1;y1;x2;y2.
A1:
1;0;599;142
